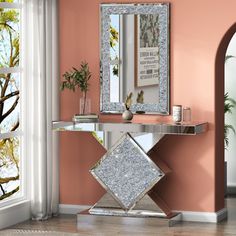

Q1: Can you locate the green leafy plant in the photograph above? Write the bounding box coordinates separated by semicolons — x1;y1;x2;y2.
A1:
224;55;236;149
61;61;91;114
224;92;236;148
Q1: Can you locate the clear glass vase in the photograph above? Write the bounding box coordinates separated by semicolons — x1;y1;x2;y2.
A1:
79;97;91;115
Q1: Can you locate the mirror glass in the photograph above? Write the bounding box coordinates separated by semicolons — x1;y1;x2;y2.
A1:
100;4;169;114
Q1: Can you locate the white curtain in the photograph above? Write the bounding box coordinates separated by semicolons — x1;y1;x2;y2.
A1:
24;0;59;220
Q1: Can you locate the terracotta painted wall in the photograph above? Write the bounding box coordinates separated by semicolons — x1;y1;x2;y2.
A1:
59;0;236;212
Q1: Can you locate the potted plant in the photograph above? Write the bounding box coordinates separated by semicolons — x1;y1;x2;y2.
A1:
224;92;236;148
61;61;91;115
224;92;236;196
224;55;236;195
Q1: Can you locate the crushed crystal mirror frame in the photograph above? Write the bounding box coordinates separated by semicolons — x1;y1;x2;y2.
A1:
100;3;170;114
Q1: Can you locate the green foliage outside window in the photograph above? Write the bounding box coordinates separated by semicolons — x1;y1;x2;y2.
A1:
0;4;20;201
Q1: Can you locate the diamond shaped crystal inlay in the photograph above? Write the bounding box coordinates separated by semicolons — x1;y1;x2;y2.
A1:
90;133;164;210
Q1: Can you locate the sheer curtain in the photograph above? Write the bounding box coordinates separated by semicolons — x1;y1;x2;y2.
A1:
24;0;59;220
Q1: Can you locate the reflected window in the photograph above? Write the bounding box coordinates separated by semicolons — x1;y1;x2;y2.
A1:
110;15;122;102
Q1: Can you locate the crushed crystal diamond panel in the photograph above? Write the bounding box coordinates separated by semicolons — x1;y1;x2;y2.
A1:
90;133;164;210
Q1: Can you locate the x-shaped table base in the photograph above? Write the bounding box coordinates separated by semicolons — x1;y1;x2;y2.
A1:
89;132;176;218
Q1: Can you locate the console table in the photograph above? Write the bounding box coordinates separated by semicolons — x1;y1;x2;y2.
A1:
53;120;208;226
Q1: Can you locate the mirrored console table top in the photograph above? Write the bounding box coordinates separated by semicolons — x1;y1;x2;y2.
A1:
52;120;208;135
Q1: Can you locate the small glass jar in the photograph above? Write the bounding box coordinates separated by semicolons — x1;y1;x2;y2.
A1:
172;105;182;123
183;107;191;122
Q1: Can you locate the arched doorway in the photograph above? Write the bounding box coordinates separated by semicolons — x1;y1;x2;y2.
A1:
215;23;236;199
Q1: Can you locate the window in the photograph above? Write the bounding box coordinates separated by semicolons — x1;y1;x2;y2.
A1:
0;0;23;205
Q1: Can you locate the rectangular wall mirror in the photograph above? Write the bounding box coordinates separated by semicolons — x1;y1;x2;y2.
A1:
100;3;170;114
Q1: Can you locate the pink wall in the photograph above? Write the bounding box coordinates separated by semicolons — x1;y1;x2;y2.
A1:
59;0;236;212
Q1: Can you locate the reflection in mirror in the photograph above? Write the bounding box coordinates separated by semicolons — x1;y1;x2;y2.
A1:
109;14;159;105
104;131;164;153
100;4;169;114
110;14;120;103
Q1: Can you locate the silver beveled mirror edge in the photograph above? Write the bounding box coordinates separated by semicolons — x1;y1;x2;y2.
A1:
100;3;170;115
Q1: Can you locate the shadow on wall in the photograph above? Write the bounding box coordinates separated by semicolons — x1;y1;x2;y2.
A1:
215;22;236;210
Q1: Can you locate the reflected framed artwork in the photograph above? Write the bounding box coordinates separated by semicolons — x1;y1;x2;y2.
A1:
136;14;160;87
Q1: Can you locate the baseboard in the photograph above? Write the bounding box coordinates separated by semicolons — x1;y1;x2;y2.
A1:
174;208;227;223
59;204;227;223
0;200;31;229
227;185;236;195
